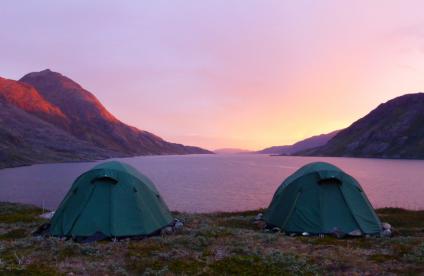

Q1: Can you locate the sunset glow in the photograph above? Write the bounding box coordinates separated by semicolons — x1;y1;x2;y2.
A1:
2;1;424;150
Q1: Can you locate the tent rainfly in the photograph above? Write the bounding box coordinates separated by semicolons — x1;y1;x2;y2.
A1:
48;161;173;240
263;162;381;235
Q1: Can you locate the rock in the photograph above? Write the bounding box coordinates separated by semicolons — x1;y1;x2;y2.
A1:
214;248;226;260
272;227;281;233
382;222;391;230
161;226;173;235
381;229;392;237
255;213;263;221
348;229;362;237
302;232;310;236
331;227;346;239
40;211;55;219
174;221;184;231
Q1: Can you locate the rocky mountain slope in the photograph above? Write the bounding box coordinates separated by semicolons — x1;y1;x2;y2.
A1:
0;70;211;168
0;98;117;168
257;130;340;155
300;93;424;159
20;69;210;155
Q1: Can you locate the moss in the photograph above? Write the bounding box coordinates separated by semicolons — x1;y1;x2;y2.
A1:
300;236;374;249
377;208;424;233
194;227;233;239
127;239;169;257
0;202;44;223
403;242;424;263
168;258;205;274
210;255;290;275
392;243;416;259
0;266;57;276
19;263;59;276
205;209;265;219
216;217;258;230
57;242;85;260
0;229;27;240
126;257;167;274
369;254;396;263
209;252;320;275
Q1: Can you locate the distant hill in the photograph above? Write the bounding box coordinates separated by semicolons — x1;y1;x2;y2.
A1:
214;148;252;154
0;70;211;168
300;93;424;159
257;130;340;155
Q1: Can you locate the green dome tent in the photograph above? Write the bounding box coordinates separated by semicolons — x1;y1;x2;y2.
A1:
48;161;173;239
263;162;381;235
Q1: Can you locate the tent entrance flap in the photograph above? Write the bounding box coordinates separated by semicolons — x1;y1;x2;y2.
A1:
319;184;360;233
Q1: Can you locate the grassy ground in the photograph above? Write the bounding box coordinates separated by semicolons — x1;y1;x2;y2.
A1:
0;202;423;275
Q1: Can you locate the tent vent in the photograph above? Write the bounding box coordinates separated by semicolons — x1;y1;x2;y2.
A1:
91;177;118;185
318;178;342;185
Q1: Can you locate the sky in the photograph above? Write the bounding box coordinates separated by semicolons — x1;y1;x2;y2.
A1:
1;0;424;151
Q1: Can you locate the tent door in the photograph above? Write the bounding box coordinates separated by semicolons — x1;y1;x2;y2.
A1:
319;180;359;234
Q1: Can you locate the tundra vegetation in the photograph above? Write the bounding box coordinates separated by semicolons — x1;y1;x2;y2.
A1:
0;202;423;275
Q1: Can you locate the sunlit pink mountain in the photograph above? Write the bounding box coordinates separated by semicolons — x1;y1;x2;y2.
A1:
0;69;211;168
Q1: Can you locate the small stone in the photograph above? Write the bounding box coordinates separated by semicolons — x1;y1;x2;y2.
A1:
272;227;281;233
255;213;263;221
174;221;184;231
331;227;346;239
348;229;362;236
381;229;392;237
161;226;173;235
40;211;55;219
382;222;391;230
214;248;225;260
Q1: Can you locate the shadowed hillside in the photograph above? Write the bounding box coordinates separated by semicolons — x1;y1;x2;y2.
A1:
300;93;424;159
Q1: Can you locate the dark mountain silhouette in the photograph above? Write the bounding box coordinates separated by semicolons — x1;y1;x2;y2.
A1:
300;93;424;159
257;130;340;155
0;70;211;168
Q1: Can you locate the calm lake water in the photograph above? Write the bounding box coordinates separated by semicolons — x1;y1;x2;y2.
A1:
0;154;423;212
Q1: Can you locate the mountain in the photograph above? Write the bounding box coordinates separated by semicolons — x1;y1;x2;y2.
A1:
0;97;117;168
214;148;252;154
301;93;424;159
257;130;340;155
0;70;211;168
0;76;68;127
20;69;211;155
